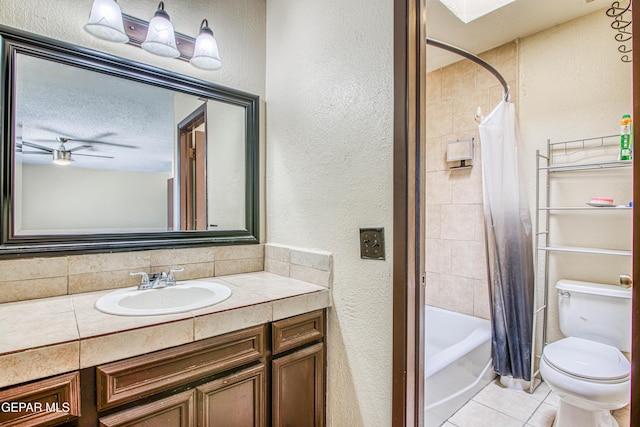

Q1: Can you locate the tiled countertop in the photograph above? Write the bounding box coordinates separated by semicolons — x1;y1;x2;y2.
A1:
0;271;331;388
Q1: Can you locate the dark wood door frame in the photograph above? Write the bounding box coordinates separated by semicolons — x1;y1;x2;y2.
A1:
392;0;426;426
630;1;639;423
178;104;207;231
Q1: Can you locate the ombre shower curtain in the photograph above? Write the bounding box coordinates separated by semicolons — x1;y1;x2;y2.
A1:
478;100;534;381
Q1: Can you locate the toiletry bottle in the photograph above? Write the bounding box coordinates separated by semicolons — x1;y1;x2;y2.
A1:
620;114;633;161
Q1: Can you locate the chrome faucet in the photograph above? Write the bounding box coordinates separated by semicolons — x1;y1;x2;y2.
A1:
130;268;184;290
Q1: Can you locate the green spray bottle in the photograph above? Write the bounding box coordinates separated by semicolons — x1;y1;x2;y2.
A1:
620;114;633;161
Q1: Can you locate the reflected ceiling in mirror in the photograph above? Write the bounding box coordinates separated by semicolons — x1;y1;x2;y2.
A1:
1;26;259;256
15;54;174;174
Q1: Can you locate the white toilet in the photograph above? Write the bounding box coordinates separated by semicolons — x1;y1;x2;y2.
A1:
540;280;631;427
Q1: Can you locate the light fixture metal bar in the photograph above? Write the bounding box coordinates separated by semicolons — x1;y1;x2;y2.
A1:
122;14;195;61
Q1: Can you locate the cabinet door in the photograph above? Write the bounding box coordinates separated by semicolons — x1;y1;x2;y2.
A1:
98;389;195;427
197;364;266;427
272;343;325;427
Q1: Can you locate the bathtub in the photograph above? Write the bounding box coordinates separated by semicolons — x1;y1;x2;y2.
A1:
424;306;495;426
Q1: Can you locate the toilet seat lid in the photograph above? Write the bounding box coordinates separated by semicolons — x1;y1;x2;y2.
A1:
543;337;630;381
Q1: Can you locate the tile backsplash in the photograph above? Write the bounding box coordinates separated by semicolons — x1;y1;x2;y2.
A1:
0;243;334;304
265;244;333;288
0;245;264;303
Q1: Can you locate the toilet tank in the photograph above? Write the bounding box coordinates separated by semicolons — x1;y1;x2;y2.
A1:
556;280;632;352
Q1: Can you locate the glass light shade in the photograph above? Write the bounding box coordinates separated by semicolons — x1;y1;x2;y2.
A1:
52;151;72;166
84;0;129;43
141;6;180;58
190;23;222;70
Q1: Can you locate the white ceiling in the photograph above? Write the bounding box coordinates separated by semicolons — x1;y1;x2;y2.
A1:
426;0;615;71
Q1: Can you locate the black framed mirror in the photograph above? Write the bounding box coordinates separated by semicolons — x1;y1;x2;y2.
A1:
0;26;259;257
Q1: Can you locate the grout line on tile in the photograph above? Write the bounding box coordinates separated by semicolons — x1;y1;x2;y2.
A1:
522;398;548;427
472;400;526;425
449;378;558;427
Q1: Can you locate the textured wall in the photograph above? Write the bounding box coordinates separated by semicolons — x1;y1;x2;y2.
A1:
425;42;517;320
265;0;394;425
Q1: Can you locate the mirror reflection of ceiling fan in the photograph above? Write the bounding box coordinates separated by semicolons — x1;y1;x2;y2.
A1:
18;138;113;165
16;131;139;166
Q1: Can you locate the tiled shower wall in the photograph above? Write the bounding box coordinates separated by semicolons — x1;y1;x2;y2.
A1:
425;42;518;320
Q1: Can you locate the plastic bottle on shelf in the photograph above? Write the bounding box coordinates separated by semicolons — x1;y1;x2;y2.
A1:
620;114;633;161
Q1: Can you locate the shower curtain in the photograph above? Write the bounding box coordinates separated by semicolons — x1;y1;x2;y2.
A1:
478;100;534;381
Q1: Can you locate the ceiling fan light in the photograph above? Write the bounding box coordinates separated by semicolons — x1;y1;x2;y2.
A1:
141;2;180;58
84;0;129;43
52;150;72;166
190;20;222;70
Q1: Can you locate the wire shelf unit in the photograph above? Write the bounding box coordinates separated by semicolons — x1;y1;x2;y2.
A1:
530;135;632;394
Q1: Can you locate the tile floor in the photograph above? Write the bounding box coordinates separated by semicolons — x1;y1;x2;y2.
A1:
442;379;630;427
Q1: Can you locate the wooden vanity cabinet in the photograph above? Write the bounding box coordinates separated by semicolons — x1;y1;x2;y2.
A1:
0;309;326;427
271;310;326;427
93;311;326;427
97;362;267;427
95;326;265;412
94;325;266;427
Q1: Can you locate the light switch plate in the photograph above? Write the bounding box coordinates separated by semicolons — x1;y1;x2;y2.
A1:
359;228;385;260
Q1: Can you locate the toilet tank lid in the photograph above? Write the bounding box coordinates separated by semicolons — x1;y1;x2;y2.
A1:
556;280;631;299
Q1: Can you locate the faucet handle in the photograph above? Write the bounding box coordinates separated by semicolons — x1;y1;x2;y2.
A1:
130;271;150;289
168;268;184;282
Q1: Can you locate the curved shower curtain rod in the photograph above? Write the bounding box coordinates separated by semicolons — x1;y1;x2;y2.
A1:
426;38;510;100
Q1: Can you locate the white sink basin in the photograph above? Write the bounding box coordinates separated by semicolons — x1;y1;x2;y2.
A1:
94;280;232;316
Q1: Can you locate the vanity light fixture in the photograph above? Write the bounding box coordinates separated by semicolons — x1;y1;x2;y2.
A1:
84;1;222;69
84;0;129;43
190;19;222;70
141;2;180;58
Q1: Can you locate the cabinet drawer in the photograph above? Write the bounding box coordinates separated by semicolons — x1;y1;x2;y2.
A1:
0;372;80;427
97;325;265;411
272;310;325;355
99;389;195;427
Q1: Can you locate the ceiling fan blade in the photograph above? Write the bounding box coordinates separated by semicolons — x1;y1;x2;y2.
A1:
72;153;115;159
36;126;116;140
31;128;136;148
86;132;117;140
66;138;138;149
34;125;69;134
68;145;92;152
21;141;54;152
